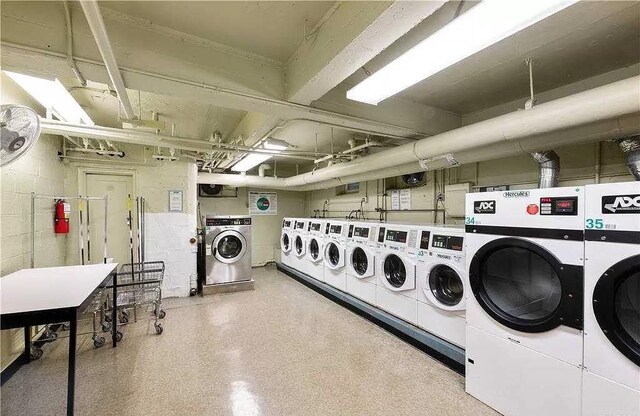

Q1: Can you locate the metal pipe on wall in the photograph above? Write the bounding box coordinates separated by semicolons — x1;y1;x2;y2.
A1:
531;150;560;188
617;135;640;180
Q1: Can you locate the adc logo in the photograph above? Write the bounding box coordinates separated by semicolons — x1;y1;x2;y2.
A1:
474;200;496;214
602;194;640;214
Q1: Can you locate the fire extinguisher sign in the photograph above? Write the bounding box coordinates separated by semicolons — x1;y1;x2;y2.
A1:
249;192;277;215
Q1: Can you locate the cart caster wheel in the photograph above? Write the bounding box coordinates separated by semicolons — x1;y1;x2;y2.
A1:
154;324;163;335
122;309;129;317
101;322;111;332
189;288;197;297
119;315;129;324
115;331;123;342
30;347;44;360
93;336;105;348
104;315;112;323
157;310;166;319
43;329;58;342
62;323;70;331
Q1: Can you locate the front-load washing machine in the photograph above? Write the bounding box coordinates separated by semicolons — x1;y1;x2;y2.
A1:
293;218;309;274
375;223;419;324
290;218;308;273
345;221;378;305
280;218;294;268
465;187;585;416
304;219;326;281
582;181;639;416
205;215;252;285
416;225;466;348
323;220;348;291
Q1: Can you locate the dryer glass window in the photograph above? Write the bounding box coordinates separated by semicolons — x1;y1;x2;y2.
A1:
615;271;640;346
429;265;463;306
282;234;290;250
309;239;320;260
295;236;303;254
384;254;406;288
351;247;368;276
217;235;242;259
328;243;340;266
482;246;561;321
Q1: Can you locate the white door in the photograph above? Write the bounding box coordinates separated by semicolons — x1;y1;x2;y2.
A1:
85;173;135;265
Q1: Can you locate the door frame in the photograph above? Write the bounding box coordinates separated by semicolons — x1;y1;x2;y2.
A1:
78;168;138;197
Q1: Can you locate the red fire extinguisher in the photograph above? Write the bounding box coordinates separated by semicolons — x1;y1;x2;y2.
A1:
54;199;70;234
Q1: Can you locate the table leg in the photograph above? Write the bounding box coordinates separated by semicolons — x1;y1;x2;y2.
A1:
66;317;77;416
23;326;31;363
112;273;117;347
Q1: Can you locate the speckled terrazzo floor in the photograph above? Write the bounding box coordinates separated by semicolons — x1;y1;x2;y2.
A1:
1;265;498;416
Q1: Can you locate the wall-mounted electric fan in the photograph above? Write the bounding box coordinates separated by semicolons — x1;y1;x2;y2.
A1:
0;105;41;167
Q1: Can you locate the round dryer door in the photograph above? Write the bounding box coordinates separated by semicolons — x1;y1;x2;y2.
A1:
295;235;305;256
213;231;247;264
592;254;640;366
351;247;369;277
429;265;464;307
469;238;583;333
384;254;407;288
308;238;320;261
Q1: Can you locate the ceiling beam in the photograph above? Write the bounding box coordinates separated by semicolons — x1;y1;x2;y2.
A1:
285;1;447;105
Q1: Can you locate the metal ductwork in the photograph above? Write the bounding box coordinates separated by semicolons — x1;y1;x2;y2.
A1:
198;76;640;191
617;136;640;181
531;150;560;188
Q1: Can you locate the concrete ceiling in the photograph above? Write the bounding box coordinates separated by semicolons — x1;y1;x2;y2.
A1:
100;1;336;62
339;1;640;114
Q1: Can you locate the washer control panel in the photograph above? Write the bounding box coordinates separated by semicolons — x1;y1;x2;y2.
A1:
539;196;578;216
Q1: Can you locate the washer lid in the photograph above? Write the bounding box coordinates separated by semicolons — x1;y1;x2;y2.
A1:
213;230;247;264
593;254;640;366
469;237;583;333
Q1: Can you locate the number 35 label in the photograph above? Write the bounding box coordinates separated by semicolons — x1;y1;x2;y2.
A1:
585;218;604;229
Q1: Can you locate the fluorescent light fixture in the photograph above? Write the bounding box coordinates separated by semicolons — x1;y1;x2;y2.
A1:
231;139;288;172
346;0;578;105
4;71;94;125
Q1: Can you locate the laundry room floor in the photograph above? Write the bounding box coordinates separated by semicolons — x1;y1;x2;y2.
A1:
1;265;497;416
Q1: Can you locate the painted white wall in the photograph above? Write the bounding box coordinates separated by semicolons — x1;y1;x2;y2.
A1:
63;145;198;298
0;73;67;370
198;187;306;265
307;141;633;224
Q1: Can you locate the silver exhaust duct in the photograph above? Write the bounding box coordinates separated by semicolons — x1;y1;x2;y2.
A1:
531;150;560;188
617;136;640;180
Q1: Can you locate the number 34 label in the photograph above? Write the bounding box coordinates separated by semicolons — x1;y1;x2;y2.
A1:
585;218;604;229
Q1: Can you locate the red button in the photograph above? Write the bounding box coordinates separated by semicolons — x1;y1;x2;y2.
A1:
527;204;539;215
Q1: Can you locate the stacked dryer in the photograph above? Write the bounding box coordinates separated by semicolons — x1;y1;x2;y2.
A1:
345;221;378;305
323;220;349;291
465;187;585;416
416;225;466;348
280;218;294;268
582;181;639;416
375;223;419;324
304;218;326;281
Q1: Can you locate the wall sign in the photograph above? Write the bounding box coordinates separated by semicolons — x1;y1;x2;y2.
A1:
249;191;277;215
169;190;183;212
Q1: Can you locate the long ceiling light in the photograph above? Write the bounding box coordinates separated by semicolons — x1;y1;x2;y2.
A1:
346;0;579;105
231;140;288;173
4;71;94;125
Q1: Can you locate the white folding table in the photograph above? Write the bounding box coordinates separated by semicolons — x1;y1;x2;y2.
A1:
0;263;118;416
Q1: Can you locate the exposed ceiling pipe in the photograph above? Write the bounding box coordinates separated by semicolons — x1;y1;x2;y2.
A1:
198;76;640;190
531;150;560;188
63;1;86;86
616;135;640;180
79;0;136;120
258;164;271;178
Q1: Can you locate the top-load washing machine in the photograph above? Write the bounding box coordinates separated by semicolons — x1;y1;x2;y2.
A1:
205;215;252;285
304;219;326;281
280;218;294;268
375;223;419;324
345;221;378;305
323;220;349;291
291;218;308;273
465;187;585;416
582;181;639;416
416;225;466;348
